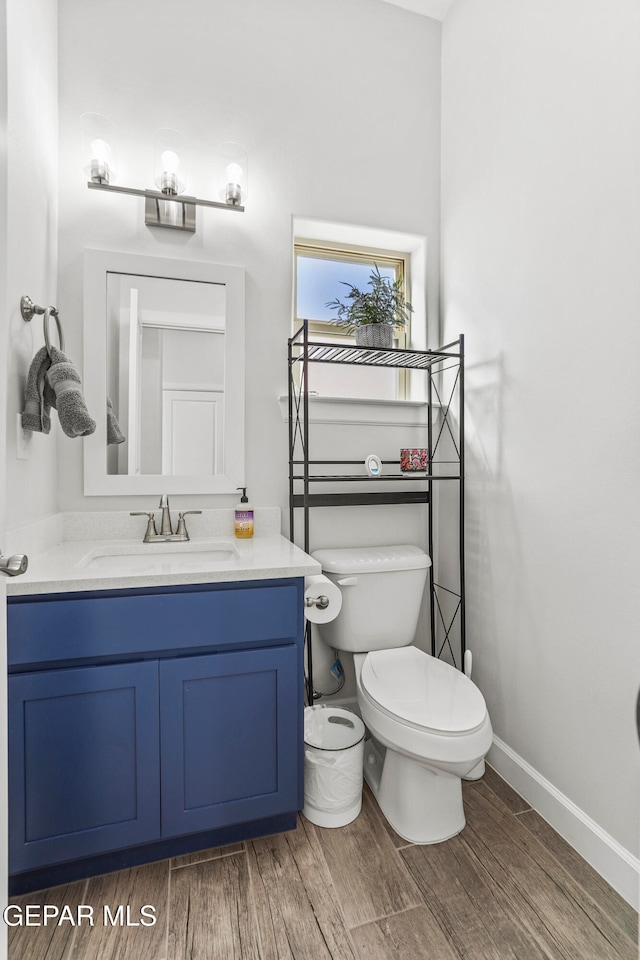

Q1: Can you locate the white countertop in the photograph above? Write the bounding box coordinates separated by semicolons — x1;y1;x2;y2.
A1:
7;535;321;597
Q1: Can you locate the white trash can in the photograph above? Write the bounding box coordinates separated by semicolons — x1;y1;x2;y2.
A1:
302;705;365;828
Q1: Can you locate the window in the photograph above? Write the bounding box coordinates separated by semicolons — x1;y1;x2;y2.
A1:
294;240;411;400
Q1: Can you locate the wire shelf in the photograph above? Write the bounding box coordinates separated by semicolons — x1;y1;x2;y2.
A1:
291;474;460;482
289;333;461;371
287;320;466;690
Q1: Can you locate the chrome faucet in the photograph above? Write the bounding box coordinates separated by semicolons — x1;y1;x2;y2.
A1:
159;493;173;537
130;495;202;543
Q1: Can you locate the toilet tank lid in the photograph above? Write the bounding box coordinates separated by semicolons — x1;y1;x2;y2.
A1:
311;544;431;574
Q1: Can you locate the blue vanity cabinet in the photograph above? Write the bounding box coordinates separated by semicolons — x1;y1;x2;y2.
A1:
9;660;160;874
7;577;305;890
160;645;299;836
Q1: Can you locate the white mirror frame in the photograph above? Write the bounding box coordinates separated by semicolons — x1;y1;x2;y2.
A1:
83;249;245;496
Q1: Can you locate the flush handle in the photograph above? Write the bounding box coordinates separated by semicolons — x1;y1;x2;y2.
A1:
337;577;358;586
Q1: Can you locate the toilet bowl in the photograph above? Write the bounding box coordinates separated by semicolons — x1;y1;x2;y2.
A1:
355;645;492;843
312;544;493;844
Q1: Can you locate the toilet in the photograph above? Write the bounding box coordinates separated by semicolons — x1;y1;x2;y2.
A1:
312;544;493;844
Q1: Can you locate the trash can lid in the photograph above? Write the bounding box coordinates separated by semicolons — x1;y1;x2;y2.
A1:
304;706;365;751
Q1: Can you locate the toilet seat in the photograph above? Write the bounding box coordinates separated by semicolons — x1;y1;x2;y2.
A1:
360;646;487;736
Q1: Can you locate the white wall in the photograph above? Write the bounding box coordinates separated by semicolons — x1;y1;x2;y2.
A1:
5;0;58;530
2;2;58;948
55;0;442;518
0;3;8;952
442;0;640;897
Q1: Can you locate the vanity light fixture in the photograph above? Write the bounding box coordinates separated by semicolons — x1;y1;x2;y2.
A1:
216;142;249;208
81;114;247;233
81;113;118;185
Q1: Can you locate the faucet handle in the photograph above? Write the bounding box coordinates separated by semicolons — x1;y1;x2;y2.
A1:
130;511;158;542
175;510;202;540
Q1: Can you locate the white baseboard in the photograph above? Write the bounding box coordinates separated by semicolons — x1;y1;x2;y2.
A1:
488;737;640;910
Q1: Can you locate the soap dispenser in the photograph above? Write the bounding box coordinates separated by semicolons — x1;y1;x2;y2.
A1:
234;487;254;539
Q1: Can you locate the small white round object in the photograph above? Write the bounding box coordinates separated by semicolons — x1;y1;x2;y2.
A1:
365;454;382;477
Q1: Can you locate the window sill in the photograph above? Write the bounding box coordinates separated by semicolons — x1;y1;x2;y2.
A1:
277;394;433;427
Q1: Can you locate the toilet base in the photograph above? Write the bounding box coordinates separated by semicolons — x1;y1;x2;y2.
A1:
364;739;465;844
463;758;485;781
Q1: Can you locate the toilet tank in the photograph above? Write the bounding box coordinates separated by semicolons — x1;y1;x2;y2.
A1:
311;545;431;653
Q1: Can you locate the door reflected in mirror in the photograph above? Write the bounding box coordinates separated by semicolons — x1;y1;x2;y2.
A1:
83;251;245;497
106;274;226;477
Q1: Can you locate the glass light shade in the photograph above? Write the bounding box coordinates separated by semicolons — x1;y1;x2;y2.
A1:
81;113;117;184
217;142;248;206
153;128;187;195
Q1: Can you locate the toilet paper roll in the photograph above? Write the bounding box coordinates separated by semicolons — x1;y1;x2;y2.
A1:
304;574;342;624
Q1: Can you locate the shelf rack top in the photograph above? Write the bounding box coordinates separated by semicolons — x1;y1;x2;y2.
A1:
289;325;462;371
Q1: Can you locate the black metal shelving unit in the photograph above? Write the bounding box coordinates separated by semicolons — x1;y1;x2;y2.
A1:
288;320;466;701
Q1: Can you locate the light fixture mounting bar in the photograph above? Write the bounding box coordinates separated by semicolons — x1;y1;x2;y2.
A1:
87;180;244;232
87;180;245;212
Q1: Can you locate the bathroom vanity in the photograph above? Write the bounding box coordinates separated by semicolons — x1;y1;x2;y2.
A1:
6;533;319;894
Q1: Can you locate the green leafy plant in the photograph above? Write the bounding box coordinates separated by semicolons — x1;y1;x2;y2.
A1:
325;265;413;333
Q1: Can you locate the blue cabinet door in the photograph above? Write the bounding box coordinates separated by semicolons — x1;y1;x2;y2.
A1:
160;645;299;837
9;661;160;873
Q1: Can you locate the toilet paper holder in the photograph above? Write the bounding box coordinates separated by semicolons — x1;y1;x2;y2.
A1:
305;594;330;610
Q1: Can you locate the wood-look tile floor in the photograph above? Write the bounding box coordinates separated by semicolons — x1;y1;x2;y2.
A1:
8;766;638;960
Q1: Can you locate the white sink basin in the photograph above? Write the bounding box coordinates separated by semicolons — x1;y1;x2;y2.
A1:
79;542;239;574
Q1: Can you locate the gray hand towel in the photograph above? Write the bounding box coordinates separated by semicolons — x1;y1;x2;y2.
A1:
21;346;56;434
107;396;126;445
45;345;96;438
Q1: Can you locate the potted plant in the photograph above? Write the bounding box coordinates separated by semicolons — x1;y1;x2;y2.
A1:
325;265;413;348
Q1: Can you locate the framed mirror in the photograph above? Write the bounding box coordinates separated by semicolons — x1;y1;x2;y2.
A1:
83;250;245;495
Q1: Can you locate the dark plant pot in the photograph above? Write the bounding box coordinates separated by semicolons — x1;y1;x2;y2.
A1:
355;324;394;349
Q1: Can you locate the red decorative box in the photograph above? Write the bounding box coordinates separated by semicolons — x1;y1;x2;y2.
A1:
400;448;429;472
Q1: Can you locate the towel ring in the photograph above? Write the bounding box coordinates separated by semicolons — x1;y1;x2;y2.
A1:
20;296;65;355
43;306;64;355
